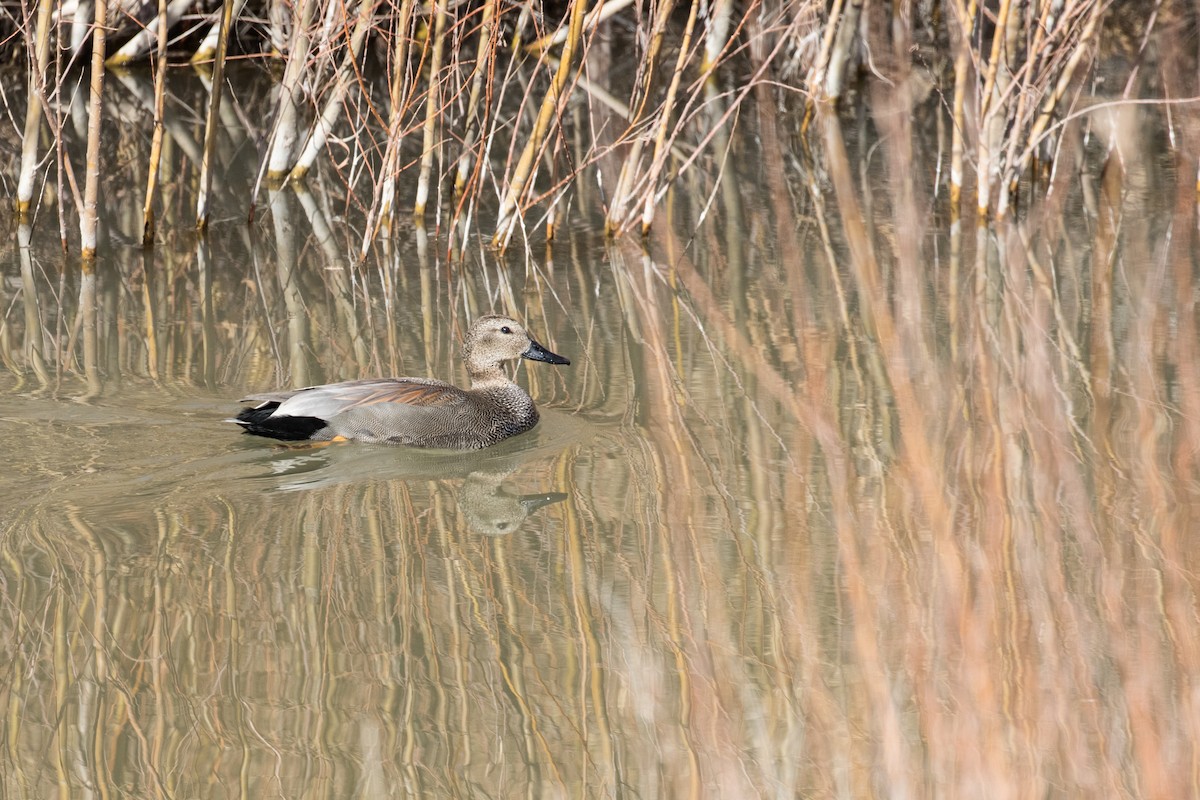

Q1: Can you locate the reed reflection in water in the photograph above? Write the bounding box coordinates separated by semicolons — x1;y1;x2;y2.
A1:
3;77;1200;800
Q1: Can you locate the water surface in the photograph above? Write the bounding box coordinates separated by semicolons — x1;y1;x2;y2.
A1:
3;60;1200;799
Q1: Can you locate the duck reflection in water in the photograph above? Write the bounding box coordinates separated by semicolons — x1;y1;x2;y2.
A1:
242;426;580;536
262;460;566;535
455;470;568;537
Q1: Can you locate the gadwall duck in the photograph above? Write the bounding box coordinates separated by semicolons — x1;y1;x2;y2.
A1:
232;315;570;448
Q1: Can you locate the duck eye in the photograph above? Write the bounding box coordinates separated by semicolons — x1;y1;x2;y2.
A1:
500;326;512;335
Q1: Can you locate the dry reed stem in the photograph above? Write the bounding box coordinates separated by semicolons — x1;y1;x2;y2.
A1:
604;0;674;234
947;0;977;216
492;0;590;251
290;0;379;181
105;0;191;65
805;0;846;106
413;0;449;218
1006;1;1105;211
141;0;170;242
524;0;634;56
265;0;316;182
366;0;417;247
993;0;1059;218
988;0;1022;217
195;0;234;231
16;0;54;219
702;0;732;73
192;0;247;62
638;0;700;236
454;0;499;198
824;0;861;100
974;0;1013;217
80;0;109;259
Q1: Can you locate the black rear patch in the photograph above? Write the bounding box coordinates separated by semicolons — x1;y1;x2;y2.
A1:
236;403;327;441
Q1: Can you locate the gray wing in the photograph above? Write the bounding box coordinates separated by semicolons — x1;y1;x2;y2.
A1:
243;378;467;420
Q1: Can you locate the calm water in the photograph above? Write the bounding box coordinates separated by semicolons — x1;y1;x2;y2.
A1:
3;64;1200;799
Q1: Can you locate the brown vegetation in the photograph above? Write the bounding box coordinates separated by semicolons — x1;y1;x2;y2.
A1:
5;0;1166;249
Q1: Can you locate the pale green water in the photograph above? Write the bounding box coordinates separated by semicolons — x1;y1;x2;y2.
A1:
3;61;1200;799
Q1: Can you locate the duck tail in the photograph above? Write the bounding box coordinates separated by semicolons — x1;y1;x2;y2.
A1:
232;403;328;441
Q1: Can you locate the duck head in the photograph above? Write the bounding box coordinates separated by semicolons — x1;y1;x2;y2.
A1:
462;315;570;380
